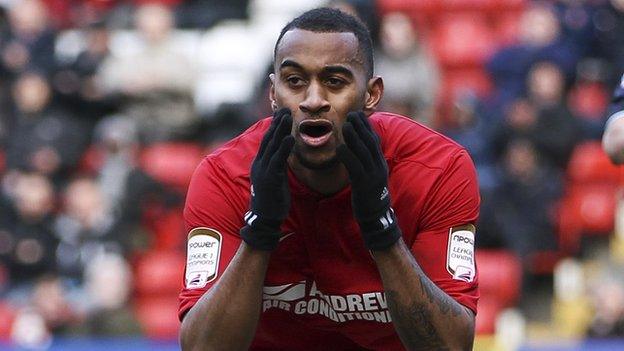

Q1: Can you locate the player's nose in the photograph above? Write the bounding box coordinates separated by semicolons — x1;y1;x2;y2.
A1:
299;81;330;115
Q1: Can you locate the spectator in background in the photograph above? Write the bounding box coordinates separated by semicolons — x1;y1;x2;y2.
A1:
328;0;379;45
594;0;624;79
82;252;140;335
29;275;77;334
53;20;116;124
175;0;248;29
443;92;497;191
493;62;579;171
487;3;578;109
97;3;197;142
53;177;125;281
0;0;56;76
493;139;562;265
587;269;624;337
0;171;57;287
375;11;439;125
92;115;170;232
5;72;90;180
525;61;579;168
553;0;601;60
442;92;501;249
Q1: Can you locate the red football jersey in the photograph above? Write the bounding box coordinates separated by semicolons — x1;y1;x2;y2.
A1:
179;112;480;350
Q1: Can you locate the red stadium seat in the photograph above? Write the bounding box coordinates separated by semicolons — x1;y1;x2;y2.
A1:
134;250;185;297
77;145;105;175
494;11;523;45
0;301;16;341
475;297;501;335
378;0;441;15
134;296;180;339
442;67;493;99
566;141;622;184
476;250;522;307
567;83;609;121
556;183;618;254
0;149;4;174
149;209;186;251
140;142;205;192
431;14;496;67
489;0;525;11
559;184;617;236
527;250;562;275
442;0;494;12
442;0;525;12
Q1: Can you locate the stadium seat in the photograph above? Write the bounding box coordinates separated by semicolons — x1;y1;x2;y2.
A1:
442;0;525;12
430;14;496;67
378;0;441;15
134;296;180;339
134;249;185;297
566;141;621;184
139;142;204;192
556;182;618;254
559;184;617;237
0;301;16;341
147;208;186;251
527;250;562;275
442;0;494;12
494;11;522;45
77;145;105;175
567;83;609;120
476;250;522;307
0;149;4;175
442;67;493;99
475;297;501;335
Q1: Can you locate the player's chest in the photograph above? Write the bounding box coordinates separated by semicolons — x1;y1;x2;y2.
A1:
261;197;391;324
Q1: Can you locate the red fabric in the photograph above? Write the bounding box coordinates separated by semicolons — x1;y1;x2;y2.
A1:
178;112;480;350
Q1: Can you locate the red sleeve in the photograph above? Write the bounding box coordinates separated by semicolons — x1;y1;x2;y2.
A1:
410;150;481;314
178;157;247;321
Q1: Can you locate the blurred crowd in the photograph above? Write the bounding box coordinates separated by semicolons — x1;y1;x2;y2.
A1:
0;0;622;346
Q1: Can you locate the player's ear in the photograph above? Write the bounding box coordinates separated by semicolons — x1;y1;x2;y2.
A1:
364;76;383;113
269;73;277;111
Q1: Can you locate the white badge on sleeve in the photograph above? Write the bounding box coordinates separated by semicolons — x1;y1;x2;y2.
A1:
185;227;222;289
446;224;476;283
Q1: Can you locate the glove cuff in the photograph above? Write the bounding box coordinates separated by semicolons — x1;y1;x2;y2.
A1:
358;208;402;251
240;211;282;251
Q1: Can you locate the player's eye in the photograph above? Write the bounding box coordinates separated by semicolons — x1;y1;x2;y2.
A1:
286;76;306;87
326;77;346;88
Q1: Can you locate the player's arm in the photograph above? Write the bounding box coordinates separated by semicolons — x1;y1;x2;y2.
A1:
372;240;474;350
336;112;474;350
180;244;271;351
180;110;294;351
602;113;624;164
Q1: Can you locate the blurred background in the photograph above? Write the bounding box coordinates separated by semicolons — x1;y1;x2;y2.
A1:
0;0;622;350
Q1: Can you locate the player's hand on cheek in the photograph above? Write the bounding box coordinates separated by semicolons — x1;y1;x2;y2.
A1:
336;111;401;251
240;108;295;251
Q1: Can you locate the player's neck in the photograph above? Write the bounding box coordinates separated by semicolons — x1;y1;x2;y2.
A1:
288;159;350;196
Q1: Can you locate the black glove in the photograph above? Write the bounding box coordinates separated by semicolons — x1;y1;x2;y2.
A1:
336;111;401;251
240;108;295;251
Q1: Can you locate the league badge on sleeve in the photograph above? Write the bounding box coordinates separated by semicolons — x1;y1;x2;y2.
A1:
185;227;222;289
446;224;476;283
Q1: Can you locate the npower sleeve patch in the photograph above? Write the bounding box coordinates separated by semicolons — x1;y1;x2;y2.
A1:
446;224;476;283
185;227;222;289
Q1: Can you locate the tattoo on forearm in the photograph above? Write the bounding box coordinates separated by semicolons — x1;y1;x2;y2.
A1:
386;290;449;350
419;276;466;318
386;276;470;350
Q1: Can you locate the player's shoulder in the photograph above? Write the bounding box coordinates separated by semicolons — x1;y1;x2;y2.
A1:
370;111;468;169
195;117;271;181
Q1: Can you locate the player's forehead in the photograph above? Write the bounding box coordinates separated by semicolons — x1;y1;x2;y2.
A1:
275;29;364;73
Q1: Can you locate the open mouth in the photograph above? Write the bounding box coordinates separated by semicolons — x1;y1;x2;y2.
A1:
298;120;333;147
